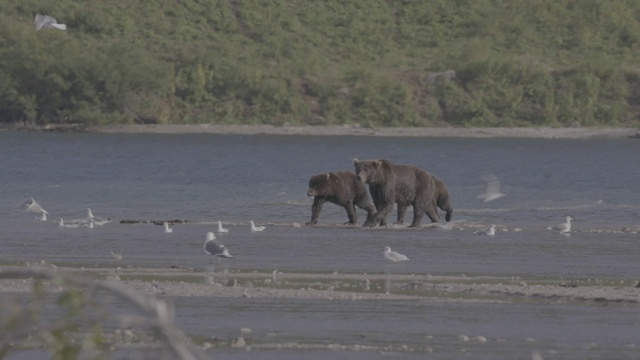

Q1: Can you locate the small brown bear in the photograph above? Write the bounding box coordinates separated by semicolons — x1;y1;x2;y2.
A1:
353;158;445;228
306;171;376;226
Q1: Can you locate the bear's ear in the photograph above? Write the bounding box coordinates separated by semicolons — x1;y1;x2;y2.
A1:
352;158;359;165
373;160;382;168
325;173;331;180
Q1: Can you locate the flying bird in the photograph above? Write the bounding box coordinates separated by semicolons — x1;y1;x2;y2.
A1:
383;246;409;263
110;250;123;260
477;174;505;203
250;220;266;232
87;208;112;225
203;232;233;261
34;14;67;31
21;197;49;221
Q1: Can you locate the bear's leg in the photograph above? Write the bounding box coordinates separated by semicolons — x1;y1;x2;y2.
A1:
425;202;440;223
306;197;325;225
364;205;390;227
395;204;408;225
343;201;358;225
363;186;394;228
438;195;453;222
441;200;453;222
363;216;379;228
410;197;439;227
355;198;377;226
409;206;426;227
364;193;386;227
365;201;393;227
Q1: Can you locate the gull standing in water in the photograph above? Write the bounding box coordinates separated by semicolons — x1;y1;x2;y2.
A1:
384;246;410;263
477;174;505;203
34;14;67;31
163;222;173;233
250;221;266;232
21;198;49;221
548;216;573;235
203;232;233;261
475;224;496;236
217;221;230;234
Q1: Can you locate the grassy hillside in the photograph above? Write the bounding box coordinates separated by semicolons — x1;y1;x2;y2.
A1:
2;0;640;128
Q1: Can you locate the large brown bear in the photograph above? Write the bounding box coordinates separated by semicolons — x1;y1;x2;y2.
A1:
395;174;454;224
352;158;443;228
305;171;376;226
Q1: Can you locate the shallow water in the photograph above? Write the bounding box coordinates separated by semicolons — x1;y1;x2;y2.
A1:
1;131;639;358
7;292;639;359
182;297;640;360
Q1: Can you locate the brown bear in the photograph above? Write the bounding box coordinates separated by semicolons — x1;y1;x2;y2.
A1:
305;171;376;226
395;174;453;224
352;158;441;228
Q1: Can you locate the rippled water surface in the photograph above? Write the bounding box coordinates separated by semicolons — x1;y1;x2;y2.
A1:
2;131;639;359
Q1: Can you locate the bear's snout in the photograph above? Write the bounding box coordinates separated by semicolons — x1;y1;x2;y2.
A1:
356;173;366;182
307;188;317;197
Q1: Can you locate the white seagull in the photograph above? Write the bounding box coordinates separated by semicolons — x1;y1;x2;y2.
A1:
203;232;233;260
250;220;266;232
477;174;505;203
34;14;67;31
217;221;230;234
475;224;496;236
21;198;49;221
384;246;410;263
547;216;573;234
66;211;88;225
58;218;80;229
163;222;173;233
87;208;112;225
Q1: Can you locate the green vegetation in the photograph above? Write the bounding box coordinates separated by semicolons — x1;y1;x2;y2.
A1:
1;268;208;359
2;0;640;128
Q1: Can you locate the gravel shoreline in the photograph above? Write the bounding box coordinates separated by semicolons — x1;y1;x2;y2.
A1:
85;124;640;138
2;266;639;304
3;123;637;138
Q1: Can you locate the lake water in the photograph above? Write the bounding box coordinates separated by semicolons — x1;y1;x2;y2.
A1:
1;131;639;359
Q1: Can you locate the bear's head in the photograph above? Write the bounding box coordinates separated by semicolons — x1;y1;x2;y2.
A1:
352;158;385;184
307;173;332;197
